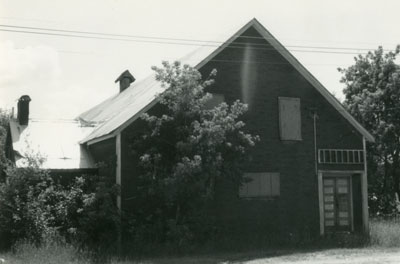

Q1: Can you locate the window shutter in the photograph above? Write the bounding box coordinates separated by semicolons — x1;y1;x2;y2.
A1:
278;97;301;140
239;182;248;197
239;172;280;198
247;174;261;196
260;172;271;196
270;173;280;196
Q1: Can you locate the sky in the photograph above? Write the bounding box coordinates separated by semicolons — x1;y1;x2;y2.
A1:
1;0;400;120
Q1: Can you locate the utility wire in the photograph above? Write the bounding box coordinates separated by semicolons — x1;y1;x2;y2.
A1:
0;18;398;47
0;24;230;43
0;28;371;55
0;24;394;53
1;24;393;55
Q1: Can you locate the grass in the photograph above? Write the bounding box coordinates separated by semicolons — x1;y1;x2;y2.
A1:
369;217;400;247
1;219;400;263
3;246;400;264
0;240;90;264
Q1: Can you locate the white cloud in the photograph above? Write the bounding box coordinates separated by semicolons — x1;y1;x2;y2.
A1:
0;41;61;117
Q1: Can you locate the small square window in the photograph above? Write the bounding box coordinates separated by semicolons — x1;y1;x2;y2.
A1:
239;172;280;198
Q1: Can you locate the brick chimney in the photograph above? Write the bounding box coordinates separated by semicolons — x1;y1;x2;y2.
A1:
115;70;135;93
17;95;31;126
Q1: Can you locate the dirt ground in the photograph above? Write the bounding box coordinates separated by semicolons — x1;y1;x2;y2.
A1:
140;248;400;264
2;247;400;264
234;248;400;264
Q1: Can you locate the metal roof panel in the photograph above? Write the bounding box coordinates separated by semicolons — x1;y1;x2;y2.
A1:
10;119;96;169
79;18;374;144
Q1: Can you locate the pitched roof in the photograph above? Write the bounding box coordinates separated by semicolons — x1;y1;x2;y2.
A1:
79;18;374;144
78;39;225;144
9;119;95;169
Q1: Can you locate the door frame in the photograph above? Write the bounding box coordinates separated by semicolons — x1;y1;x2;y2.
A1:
318;170;364;235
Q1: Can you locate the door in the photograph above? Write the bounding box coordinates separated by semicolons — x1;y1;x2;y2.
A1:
323;177;352;232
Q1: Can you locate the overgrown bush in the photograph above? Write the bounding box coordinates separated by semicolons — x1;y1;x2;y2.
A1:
125;61;258;251
0;164;120;251
0;165;55;246
0;109;10;181
60;175;120;252
369;192;399;216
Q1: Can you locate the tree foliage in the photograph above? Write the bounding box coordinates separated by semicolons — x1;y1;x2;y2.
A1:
0;109;10;175
339;46;400;215
128;61;259;246
0;164;120;251
0;111;120;252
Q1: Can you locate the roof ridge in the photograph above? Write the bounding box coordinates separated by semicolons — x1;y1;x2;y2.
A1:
80;18;374;144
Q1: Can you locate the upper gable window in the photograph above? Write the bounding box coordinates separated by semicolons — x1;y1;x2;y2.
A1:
278;97;301;141
205;93;225;109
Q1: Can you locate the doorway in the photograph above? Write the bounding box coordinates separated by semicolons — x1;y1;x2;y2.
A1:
322;176;352;232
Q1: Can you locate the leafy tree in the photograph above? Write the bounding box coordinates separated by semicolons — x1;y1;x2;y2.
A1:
0;164;120;250
0;109;10;174
0;108;119;252
129;61;259;245
338;46;400;214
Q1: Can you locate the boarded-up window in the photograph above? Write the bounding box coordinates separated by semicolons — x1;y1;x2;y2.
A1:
205;93;225;109
278;97;301;140
239;172;280;198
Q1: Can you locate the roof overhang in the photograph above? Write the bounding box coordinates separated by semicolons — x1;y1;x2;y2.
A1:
82;97;159;145
81;18;375;144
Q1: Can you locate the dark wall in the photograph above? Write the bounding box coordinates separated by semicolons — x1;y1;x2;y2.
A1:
117;26;365;239
121;127;139;212
88;137;116;180
197;26;364;238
